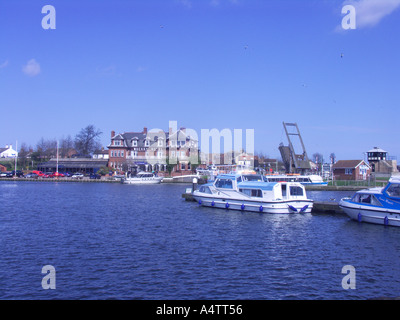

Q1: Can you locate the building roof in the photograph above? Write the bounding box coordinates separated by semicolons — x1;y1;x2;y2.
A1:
38;158;108;169
333;160;370;169
368;147;387;153
93;149;109;155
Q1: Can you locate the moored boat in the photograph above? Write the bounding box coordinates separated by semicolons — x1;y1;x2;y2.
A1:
339;176;400;226
192;173;313;214
122;171;163;184
264;174;328;186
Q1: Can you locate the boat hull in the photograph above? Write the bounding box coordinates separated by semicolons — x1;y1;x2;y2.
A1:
193;195;313;214
123;178;162;184
339;199;400;227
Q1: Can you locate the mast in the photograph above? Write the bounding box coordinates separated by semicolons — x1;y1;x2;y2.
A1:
14;140;18;177
56;140;59;174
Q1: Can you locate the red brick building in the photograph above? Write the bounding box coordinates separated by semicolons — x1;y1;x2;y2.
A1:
332;160;371;181
108;127;203;176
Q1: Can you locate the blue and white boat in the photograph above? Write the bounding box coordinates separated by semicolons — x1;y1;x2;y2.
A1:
192;173;313;214
339;176;400;227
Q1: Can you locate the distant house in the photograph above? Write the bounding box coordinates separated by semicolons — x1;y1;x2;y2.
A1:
92;148;109;160
333;160;371;181
0;145;18;158
367;147;398;174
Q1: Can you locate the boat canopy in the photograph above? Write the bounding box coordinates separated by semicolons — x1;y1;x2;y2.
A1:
238;181;277;191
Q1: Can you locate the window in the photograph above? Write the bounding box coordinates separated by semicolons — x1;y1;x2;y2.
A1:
132;151;137;158
181;163;186;170
353;193;371;204
158;140;163;147
243;175;263;182
145;140;150;147
215;179;233;189
132;140;137;147
121;151;124;158
345;168;353;175
199;186;212;194
239;189;262;197
386;184;400;198
239;188;251;196
290;186;304;196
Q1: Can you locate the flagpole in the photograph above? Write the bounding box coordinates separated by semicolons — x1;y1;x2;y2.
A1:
56;140;59;174
14;140;18;177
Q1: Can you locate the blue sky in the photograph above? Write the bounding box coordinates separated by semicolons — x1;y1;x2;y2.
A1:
1;0;399;161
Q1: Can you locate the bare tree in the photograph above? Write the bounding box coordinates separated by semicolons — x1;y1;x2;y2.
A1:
36;138;57;160
330;153;336;164
312;152;324;164
74;125;103;156
59;135;75;158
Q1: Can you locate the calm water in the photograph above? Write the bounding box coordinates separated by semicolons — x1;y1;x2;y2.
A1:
1;181;400;300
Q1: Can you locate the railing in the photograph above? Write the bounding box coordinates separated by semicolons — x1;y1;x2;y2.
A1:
328;179;389;188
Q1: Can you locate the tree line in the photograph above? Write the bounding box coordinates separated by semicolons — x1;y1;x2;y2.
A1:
17;125;103;169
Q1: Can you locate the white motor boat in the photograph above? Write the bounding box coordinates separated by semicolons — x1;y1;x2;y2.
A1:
264;174;328;186
122;172;163;184
192;173;313;214
339;176;400;227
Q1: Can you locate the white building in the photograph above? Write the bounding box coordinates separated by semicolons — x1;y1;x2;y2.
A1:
92;148;109;160
0;145;18;158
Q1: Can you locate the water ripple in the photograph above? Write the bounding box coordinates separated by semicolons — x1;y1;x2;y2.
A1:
1;181;400;299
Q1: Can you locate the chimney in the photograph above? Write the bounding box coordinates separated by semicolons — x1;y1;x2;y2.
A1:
111;130;115;138
143;127;147;134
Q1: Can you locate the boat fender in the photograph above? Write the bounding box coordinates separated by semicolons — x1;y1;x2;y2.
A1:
288;205;297;212
211;201;215;207
357;213;362;222
241;204;245;210
300;205;308;213
384;216;389;226
198;199;202;205
259;205;263;212
225;202;229;209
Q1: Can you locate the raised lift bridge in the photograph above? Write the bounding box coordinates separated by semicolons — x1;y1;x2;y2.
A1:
279;122;311;174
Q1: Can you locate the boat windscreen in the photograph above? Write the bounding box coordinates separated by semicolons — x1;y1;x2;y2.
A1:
242;175;265;182
386;183;400;198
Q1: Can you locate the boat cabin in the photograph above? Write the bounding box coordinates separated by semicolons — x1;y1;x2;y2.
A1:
205;174;307;201
384;177;400;198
